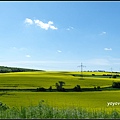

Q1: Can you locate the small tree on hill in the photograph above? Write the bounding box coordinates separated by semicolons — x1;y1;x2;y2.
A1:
49;86;52;91
73;85;81;91
55;81;65;91
112;82;120;88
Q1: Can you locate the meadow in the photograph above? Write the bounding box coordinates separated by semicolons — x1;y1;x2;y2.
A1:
0;71;117;89
0;71;120;118
0;91;120;110
0;100;120;119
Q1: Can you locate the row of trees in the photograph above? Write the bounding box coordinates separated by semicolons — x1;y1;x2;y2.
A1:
37;81;82;92
54;81;120;91
55;81;81;91
0;66;44;73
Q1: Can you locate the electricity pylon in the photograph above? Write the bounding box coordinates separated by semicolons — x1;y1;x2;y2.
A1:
77;63;86;79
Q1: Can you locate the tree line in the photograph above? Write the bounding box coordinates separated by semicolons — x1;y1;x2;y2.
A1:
0;66;44;73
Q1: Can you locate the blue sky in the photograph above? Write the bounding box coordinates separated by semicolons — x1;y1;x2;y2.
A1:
0;1;120;71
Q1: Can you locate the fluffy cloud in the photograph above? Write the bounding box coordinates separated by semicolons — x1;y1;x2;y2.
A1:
34;19;58;30
24;18;33;25
104;48;112;51
24;18;58;30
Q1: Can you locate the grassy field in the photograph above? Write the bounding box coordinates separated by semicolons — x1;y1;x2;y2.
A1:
0;71;118;89
0;71;119;116
0;91;120;112
0;101;120;119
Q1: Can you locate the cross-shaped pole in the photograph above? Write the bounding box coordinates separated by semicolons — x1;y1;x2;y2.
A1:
77;63;86;78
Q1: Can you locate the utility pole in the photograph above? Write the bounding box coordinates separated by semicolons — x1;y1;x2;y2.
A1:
77;63;86;79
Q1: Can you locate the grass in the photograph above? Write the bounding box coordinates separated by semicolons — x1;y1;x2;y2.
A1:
0;101;120;119
0;91;120;111
0;71;120;118
0;71;118;89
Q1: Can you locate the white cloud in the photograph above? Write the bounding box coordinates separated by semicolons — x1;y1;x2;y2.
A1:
57;50;62;53
104;48;112;51
50;25;58;30
34;19;58;30
26;55;31;58
24;18;33;25
34;20;49;30
24;18;58;30
99;31;107;35
48;21;53;25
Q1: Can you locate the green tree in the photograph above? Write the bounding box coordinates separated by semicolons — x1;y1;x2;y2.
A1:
73;85;81;91
55;81;65;91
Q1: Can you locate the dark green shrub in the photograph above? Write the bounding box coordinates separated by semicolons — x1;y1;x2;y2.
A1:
0;102;9;111
112;82;120;88
94;86;97;90
97;86;100;89
112;75;117;78
73;85;81;91
37;87;46;92
48;86;52;91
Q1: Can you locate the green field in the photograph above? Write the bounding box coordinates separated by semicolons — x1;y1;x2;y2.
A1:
0;71;118;89
0;91;120;111
0;71;120;112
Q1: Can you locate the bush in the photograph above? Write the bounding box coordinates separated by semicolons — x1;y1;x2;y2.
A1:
73;85;81;91
48;86;52;91
94;86;97;90
61;88;66;92
97;86;100;89
112;75;117;78
0;102;9;111
37;87;46;92
112;82;120;88
97;86;101;90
